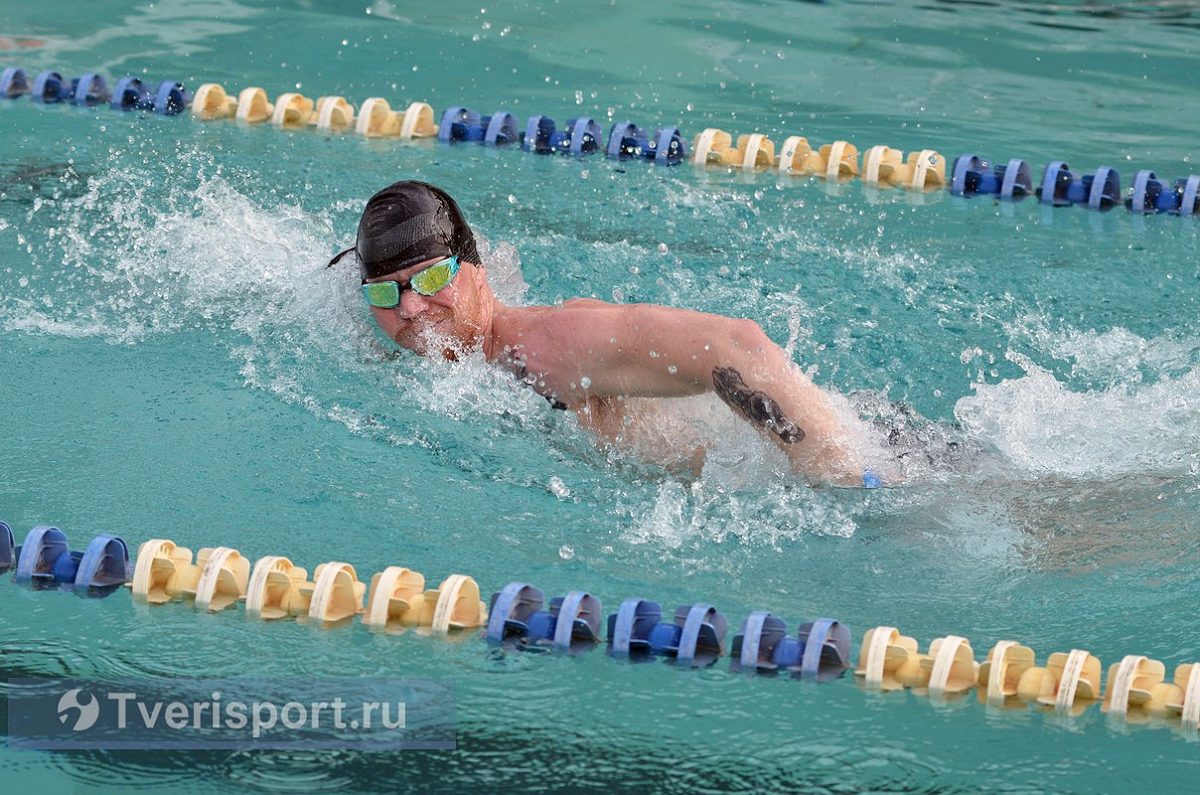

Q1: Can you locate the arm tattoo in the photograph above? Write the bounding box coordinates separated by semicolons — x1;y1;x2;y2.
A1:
712;366;805;444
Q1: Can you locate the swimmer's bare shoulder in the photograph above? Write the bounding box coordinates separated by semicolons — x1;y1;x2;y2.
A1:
507;298;751;408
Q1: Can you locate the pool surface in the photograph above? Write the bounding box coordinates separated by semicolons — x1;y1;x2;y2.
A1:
3;1;1200;791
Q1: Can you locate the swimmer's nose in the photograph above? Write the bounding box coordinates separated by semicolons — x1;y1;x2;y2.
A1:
397;288;432;319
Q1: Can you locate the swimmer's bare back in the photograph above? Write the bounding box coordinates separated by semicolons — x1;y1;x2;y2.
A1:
485;298;876;486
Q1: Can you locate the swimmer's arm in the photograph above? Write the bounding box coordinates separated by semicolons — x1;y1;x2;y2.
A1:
533;303;873;484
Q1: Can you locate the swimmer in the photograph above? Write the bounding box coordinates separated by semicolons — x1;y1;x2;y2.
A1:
330;180;889;487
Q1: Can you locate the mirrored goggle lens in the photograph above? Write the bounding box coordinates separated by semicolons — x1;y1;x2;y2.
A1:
410;259;455;296
362;281;401;308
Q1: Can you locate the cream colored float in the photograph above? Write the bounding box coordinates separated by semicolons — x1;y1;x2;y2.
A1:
363;567;488;635
1016;649;1102;716
191;84;237;120
244;557;365;623
775;135;814;174
191;85;274;123
801;140;859;180
268;93;354;132
244;555;310;619
861;145;945;190
355;99;437;139
130;539;193;604
691;128;775;170
1148;663;1200;730
271;93;315;128
1101;655;1167;722
854;626;919;691
130;541;248;612
892;635;980;698
977;641;1038;706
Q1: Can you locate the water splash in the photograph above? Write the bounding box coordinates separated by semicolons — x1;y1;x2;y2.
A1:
955;349;1200;479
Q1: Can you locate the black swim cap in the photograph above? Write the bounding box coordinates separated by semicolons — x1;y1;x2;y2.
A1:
327;180;481;280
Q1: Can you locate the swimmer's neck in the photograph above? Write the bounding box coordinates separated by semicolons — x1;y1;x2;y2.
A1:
482;299;548;362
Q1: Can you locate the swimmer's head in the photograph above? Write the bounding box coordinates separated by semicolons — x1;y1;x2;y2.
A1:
328;180;481;279
335;182;493;359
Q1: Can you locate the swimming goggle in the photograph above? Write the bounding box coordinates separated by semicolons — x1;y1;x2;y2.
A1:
361;256;460;308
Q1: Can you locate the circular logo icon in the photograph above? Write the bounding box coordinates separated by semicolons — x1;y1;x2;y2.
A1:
57;688;100;732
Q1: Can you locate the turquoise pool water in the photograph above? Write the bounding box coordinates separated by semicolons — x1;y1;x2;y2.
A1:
3;0;1200;791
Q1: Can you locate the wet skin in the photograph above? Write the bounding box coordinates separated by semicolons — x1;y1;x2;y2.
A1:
365;257;879;485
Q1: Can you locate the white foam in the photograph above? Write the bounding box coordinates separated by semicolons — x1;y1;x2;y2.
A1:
955;348;1200;478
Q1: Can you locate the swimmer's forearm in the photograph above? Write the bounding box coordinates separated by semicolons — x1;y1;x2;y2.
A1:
692;322;867;484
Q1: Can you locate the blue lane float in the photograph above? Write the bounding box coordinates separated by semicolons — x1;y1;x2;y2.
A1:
111;78;191;115
438;107;520;145
1036;161;1122;210
950;154;1032;200
8;518;1200;738
0;521;14;571
485;582;603;653
519;115;602;156
11;525;129;593
1;66;28;98
4;62;1199;220
71;73;110;107
112;76;154;111
607;599;728;667
605;122;688;165
1126;170;1200;215
31;70;69;103
483;112;519;145
731;612;852;681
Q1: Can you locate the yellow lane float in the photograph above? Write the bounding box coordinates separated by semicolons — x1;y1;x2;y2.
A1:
364;566;427;632
234;87;273;123
302;562;365;624
363;567;487;635
800;141;859;180
1017;649;1102;716
1151;664;1200;729
977;641;1038;706
271;92;315;128
191;83;237;119
130;541;248;612
355;99;437;139
1102;655;1168;722
691;129;775;170
245;555;310;619
861;145;945;190
854;626;919;691
130;539;193;604
190;85;274;123
312;96;355;133
775;135;814;174
894;635;980;698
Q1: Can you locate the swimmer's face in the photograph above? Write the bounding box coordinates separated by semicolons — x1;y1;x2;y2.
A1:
365;256;487;359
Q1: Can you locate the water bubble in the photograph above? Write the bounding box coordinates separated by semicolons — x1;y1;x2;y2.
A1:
657;243;668;254
580;376;592;389
507;194;516;204
549;476;571;499
667;365;677;374
558;544;575;560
